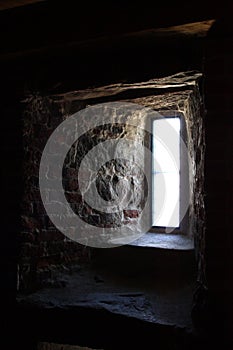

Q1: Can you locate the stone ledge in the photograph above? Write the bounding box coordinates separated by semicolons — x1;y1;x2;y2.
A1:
52;71;202;102
128;232;194;250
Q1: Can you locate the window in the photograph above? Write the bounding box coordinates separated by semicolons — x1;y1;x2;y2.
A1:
150;113;189;235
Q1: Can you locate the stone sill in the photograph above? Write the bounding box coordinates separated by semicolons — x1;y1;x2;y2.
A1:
127;232;194;250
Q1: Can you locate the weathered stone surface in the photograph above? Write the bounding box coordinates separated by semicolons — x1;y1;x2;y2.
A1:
20;291;155;323
130;232;194;250
54;71;202;102
20;70;205;292
17;263;193;328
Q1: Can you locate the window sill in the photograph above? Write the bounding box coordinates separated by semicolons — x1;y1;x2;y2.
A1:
127;232;194;250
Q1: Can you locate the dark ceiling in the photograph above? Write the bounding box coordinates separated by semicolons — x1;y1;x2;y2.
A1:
0;1;227;56
0;1;231;96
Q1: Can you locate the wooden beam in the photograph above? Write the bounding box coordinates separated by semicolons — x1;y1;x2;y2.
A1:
0;20;214;62
0;0;45;11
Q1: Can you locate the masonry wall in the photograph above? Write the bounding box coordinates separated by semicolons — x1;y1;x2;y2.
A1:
19;96;90;291
19;73;205;294
1;3;232;349
2;98;22;303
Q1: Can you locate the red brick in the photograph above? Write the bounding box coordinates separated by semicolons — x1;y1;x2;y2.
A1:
123;209;139;218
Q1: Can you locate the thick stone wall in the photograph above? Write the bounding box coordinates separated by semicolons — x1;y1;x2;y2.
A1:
20;96;91;291
19;71;205;292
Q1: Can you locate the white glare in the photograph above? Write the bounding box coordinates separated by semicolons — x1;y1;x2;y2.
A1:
152;118;180;228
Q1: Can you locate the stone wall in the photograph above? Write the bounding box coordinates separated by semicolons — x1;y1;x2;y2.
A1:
129;80;206;283
20;96;91;291
19;71;205;292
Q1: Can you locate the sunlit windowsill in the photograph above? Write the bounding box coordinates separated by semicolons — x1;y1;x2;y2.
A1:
127;232;194;250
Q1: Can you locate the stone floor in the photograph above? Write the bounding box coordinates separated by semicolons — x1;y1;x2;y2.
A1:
18;265;194;327
17;246;196;349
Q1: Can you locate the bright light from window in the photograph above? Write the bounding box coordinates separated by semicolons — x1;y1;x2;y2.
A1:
152;118;180;228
